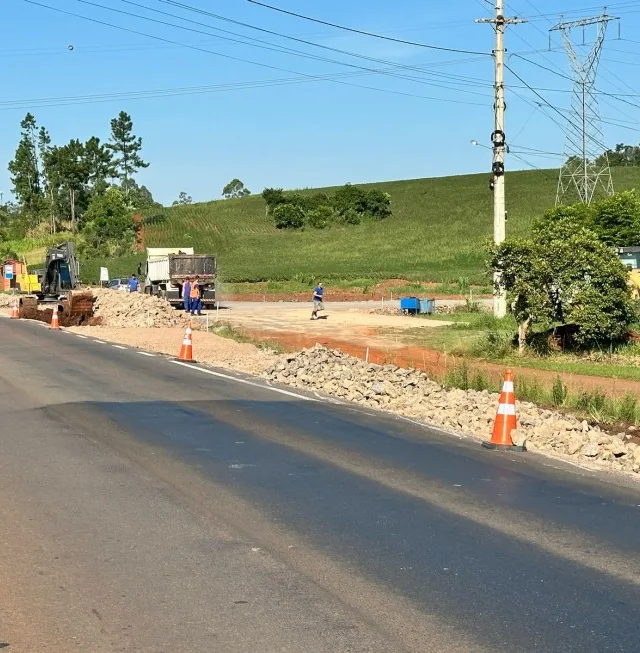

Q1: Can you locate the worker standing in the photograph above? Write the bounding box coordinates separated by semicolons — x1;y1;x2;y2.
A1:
128;274;139;293
311;282;325;320
190;276;202;316
183;277;192;313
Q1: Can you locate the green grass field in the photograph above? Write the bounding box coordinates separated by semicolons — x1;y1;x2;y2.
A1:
35;167;640;283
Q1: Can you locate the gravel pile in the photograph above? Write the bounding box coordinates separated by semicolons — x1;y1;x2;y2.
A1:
91;289;186;328
264;345;640;475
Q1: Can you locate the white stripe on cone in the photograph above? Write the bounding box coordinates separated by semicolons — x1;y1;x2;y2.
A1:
502;381;514;393
497;403;517;416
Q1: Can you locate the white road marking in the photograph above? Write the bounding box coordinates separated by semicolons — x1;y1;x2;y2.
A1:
171;360;316;401
94;340;106;344
137;351;155;357
112;345;127;350
76;334;89;339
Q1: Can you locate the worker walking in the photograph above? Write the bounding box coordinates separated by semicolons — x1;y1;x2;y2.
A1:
190;276;203;316
183;277;192;313
128;274;139;293
311;282;325;320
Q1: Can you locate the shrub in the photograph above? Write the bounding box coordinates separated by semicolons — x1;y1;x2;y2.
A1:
273;203;305;230
307;205;334;229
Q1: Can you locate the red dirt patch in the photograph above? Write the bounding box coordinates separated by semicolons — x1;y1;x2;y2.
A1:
243;328;640;400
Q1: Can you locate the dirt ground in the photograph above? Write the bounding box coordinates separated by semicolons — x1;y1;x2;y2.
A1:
66;325;277;374
206;302;640;400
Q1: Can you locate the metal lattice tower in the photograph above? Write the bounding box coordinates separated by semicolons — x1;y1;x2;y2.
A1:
551;14;618;205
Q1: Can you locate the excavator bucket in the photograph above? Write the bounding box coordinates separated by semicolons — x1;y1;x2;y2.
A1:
19;291;97;326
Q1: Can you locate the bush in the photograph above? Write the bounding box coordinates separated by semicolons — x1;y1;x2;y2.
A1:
307;205;334;229
338;208;360;225
273;203;305;229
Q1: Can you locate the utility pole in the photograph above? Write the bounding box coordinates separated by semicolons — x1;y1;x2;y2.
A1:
476;2;525;318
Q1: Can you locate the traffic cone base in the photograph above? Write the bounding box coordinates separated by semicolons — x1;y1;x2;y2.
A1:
482;369;525;452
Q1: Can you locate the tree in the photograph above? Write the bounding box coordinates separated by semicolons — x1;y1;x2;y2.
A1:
55;139;90;230
222;178;251;199
597;143;640;167
488;218;635;353
122;179;160;211
81;187;136;257
261;188;286;216
106;111;148;198
273;203;305;229
590;190;640;246
172;191;193;206
8;113;44;223
38;126;61;234
83;136;113;196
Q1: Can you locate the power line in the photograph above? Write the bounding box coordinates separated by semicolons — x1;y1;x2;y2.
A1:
71;0;494;98
245;0;491;56
21;0;489;106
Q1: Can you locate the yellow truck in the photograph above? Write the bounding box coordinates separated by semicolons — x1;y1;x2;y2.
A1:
616;247;640;299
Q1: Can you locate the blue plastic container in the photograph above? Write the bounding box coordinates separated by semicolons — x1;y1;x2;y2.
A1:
420;298;436;314
400;297;420;313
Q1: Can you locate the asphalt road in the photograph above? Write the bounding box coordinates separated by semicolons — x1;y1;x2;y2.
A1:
0;317;639;652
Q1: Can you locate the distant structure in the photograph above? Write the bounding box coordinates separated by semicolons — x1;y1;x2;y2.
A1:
551;13;618;205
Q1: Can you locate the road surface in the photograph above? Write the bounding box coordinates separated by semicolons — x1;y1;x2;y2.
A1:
0;317;638;652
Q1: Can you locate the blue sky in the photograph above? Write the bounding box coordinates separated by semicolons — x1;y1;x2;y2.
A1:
2;0;640;205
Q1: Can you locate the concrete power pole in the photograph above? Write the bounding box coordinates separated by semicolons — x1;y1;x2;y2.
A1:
476;2;525;319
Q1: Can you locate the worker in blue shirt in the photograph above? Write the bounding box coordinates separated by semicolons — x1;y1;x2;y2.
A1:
311;282;324;320
128;275;139;293
183;277;192;313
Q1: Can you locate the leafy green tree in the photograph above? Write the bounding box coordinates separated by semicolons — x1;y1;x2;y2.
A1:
261;188;286;216
8;112;44;223
106;111;149;198
38;126;61;234
55;139;90;230
172;191;193;206
489;219;635;352
331;183;368;217
364;188;392;220
81;187;136;257
222;179;251;199
83;136;113;196
122;179;160;211
273;203;305;229
597;143;640;167
590;190;640;246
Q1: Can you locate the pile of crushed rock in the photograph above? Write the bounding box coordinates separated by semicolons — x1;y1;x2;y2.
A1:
91;288;187;328
264;345;640;475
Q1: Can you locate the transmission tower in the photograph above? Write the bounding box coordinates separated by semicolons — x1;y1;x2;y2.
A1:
551;13;618;205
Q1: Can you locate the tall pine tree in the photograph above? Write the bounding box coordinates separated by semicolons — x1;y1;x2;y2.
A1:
106;111;148;201
8;113;44;224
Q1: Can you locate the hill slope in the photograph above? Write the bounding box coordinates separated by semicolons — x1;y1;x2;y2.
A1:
83;168;640;284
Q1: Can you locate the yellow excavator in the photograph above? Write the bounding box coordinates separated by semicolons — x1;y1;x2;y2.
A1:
616;247;640;299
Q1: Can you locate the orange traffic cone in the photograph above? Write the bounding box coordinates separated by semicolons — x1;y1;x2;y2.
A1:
482;369;525;451
50;304;60;330
178;325;193;361
9;299;19;319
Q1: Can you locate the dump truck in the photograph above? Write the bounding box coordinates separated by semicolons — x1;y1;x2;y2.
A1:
144;247;217;308
20;241;95;325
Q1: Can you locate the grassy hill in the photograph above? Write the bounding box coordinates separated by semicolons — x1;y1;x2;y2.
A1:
79;167;640;285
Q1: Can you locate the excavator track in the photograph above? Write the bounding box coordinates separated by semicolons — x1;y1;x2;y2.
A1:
19;291;98;326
